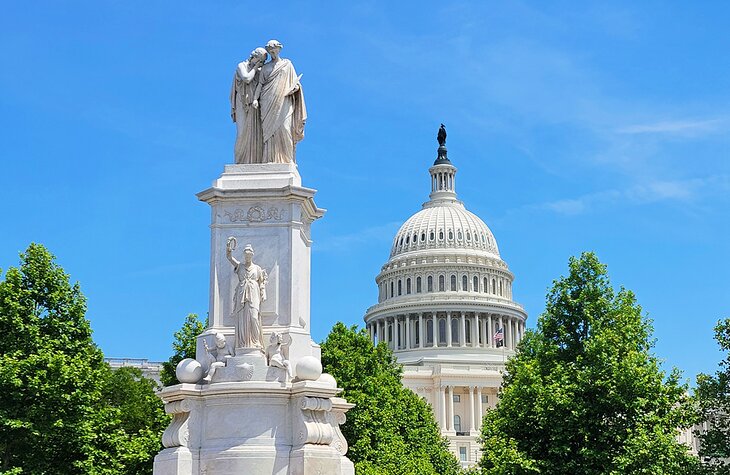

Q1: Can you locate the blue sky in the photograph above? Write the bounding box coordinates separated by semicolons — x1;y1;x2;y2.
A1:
1;1;728;383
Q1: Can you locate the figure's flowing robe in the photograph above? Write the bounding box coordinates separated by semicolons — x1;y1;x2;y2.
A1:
230;64;264;163
232;263;267;349
258;58;306;163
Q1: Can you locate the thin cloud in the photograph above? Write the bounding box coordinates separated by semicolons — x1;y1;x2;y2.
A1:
535;175;730;216
616;118;724;136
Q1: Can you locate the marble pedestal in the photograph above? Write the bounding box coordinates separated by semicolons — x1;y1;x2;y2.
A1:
153;379;354;475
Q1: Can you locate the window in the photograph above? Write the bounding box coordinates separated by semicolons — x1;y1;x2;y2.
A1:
448;230;454;240
398;280;402;296
465;319;472;344
462;275;468;291
406;278;411;294
439;230;444;240
459;446;467;462
453;394;461;403
451;318;459;345
428;275;433;292
405;235;409;244
416;276;422;293
499;280;503;296
492;279;496;293
421;232;426;242
429;231;435;241
481;394;488;404
415;321;420;345
427;319;434;344
388;324;392;342
473;276;479;292
466;231;471;241
450;275;457;291
413;233;417;244
439;275;445;291
438;319;447;344
457;231;462;241
484;277;488;293
390;282;394;298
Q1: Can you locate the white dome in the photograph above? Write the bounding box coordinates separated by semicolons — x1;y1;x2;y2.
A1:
390;203;500;258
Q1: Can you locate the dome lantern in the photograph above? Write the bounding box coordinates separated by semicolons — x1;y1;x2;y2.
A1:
428;124;458;203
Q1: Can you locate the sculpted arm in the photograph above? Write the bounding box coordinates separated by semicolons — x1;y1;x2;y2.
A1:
226;237;240;267
236;62;257;84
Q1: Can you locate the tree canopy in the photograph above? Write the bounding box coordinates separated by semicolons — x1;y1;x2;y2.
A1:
321;322;462;475
160;313;205;387
695;318;730;474
0;244;166;474
479;252;699;475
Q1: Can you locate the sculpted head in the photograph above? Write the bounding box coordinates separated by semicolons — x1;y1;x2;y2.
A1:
265;39;283;59
243;244;254;264
214;333;227;348
249;47;267;67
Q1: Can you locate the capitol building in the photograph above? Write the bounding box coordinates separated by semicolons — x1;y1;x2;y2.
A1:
363;128;528;466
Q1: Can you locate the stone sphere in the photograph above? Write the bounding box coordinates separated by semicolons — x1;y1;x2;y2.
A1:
176;358;203;383
296;356;323;381
317;372;337;388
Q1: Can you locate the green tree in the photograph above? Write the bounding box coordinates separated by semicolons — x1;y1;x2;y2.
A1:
0;244;167;474
479;252;699;475
161;313;205;386
321;323;462;475
695;318;730;474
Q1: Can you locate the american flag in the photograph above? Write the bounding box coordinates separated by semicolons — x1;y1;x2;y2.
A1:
493;328;504;347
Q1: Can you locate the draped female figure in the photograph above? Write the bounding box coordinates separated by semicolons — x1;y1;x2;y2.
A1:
230;48;267;163
253;40;306;164
226;238;267;351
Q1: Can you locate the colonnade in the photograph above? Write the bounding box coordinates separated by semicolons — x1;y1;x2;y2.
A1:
437;385;487;435
366;312;524;351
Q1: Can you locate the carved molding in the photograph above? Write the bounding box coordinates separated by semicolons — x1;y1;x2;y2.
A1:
161;399;191;448
224;205;287;223
294;396;335;447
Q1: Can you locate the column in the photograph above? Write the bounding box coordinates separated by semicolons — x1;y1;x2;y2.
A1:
439;385;447;429
498;316;503;349
487;314;493;348
468;386;476;434
476;386;483;431
432;313;438;348
405;314;411;349
460;312;466;347
446;312;452;347
419;313;424;348
475;313;480;347
447;386;455;432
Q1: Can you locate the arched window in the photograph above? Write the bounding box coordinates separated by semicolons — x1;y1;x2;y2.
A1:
466;231;471;241
450;275;457;291
416;277;422;293
421;232;426;242
428;276;434;292
427;319;434;344
439;275;445;291
429;231;435;241
405;235;409;244
465;319;472;344
454;415;462;432
462;275;468;291
390;281;394;298
473;276;479;292
413;233;417;244
492;279;496;293
457;231;463;241
438;318;447;345
448;230;454;240
484;277;488;293
415;320;420;345
406;278;411;294
398;280;402;296
439;230;444;240
451;318;459;344
499;280;503;296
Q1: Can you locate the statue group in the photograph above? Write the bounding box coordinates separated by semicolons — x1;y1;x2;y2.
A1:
230;39;306;164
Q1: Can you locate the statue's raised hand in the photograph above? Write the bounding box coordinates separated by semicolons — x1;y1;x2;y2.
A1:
226;236;237;252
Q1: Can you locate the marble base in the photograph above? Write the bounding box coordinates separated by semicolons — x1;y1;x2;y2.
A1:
153;380;354;475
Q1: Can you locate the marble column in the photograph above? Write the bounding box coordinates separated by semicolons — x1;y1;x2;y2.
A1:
476;386;483;431
475;313;480;347
440;385;447;429
446;312;452;347
432;313;438;348
419;313;424;348
460;312;466;347
468;386;476;434
405;314;411;349
447;386;455;432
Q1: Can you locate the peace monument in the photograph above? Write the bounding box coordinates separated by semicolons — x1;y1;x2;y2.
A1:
153;40;354;475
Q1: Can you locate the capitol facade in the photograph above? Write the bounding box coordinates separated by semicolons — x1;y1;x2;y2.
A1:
363;128;528;466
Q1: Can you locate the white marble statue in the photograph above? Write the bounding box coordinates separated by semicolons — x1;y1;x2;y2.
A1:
203;332;233;382
230;47;268;164
266;332;291;375
252;39;307;164
226;238;268;352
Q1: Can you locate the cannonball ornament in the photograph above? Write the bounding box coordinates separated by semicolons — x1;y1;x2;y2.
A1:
176;358;203;383
296;356;323;381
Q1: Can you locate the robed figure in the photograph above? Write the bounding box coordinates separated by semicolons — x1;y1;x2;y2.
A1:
230;48;267;163
253;39;306;164
226;238;268;351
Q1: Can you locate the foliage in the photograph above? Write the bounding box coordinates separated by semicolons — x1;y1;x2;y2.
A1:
695;318;730;474
321;322;462;475
0;244;166;474
479;252;699;475
160;313;205;386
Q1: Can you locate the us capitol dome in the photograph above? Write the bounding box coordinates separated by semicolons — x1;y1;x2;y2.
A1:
363;125;527;466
